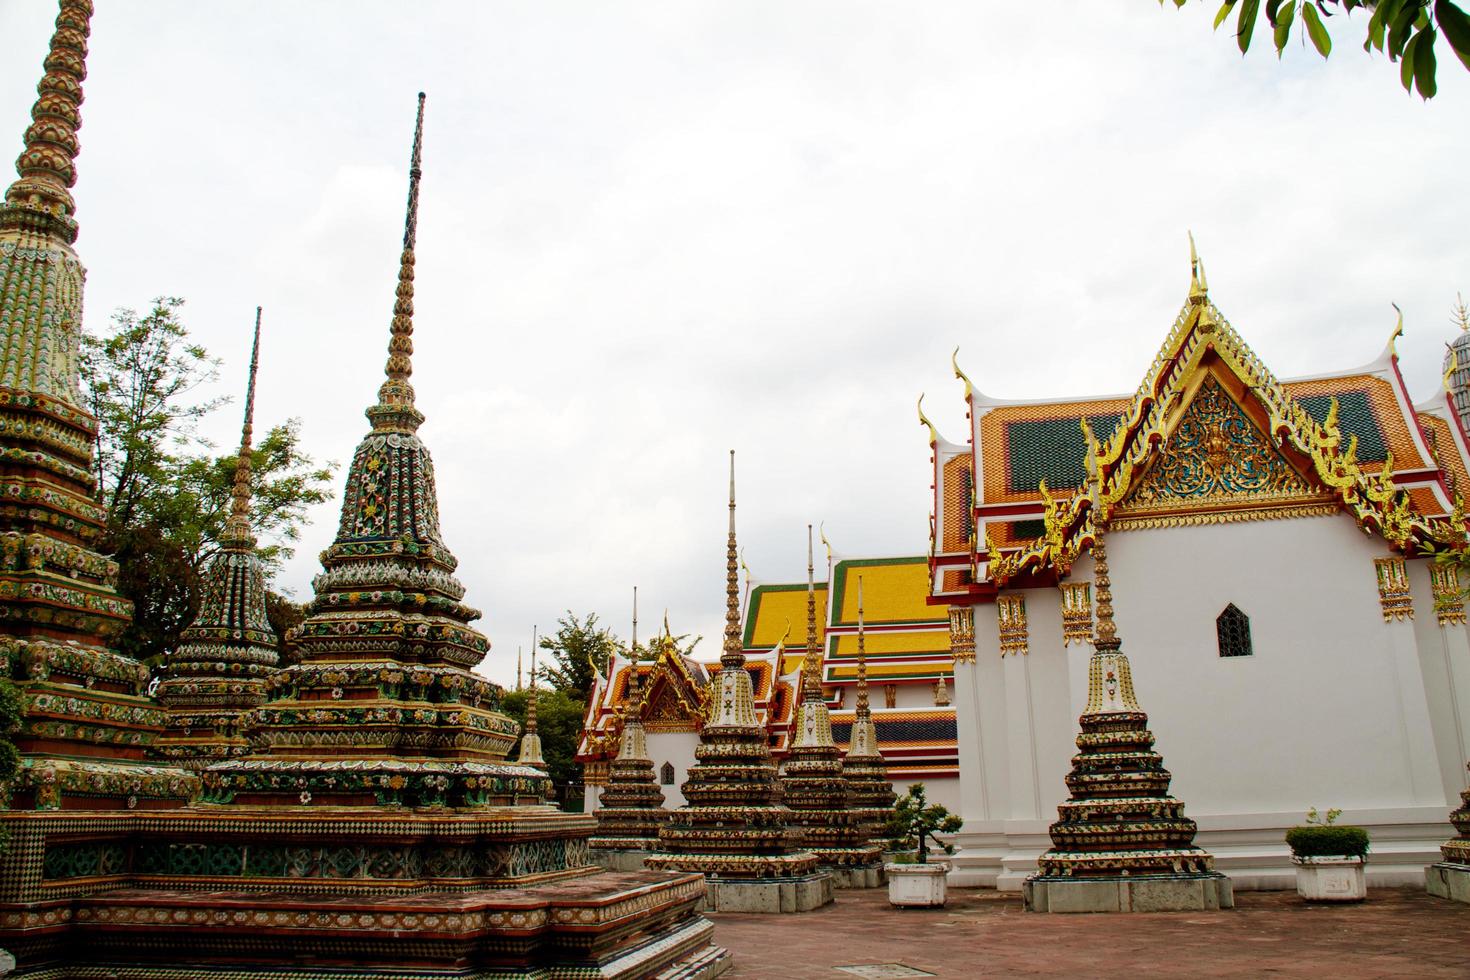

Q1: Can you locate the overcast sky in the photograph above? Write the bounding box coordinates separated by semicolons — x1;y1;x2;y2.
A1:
1;2;1465;688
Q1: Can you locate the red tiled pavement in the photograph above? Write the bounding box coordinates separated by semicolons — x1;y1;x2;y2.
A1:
708;886;1470;979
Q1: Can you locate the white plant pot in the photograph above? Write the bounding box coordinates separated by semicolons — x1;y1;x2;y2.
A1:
885;861;949;908
1292;855;1366;902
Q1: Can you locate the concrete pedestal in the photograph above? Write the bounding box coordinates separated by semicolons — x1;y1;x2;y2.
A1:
827;864;885;889
1023;874;1234;913
1426;862;1470;903
703;873;834;913
591;847;655;872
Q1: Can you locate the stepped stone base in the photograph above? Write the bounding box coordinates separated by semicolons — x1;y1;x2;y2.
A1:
591;847;655;872
703;873;833;913
826;864;885;889
1426;862;1470;903
1023;874;1234;914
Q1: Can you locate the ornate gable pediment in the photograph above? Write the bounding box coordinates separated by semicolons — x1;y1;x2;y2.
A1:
1113;375;1337;529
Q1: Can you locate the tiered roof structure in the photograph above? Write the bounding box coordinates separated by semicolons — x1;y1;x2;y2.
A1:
779;527;881;880
645;454;821;880
925;241;1470;604
1028;533;1221;882
152;309;279;770
589;588;669;853
0;0;196;810
844;575;897;846
201;95;535;809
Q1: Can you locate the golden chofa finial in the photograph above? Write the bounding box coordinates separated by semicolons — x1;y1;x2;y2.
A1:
917;394;940;446
4;0;93;238
1188;231;1207;300
371;92;428;433
819;521;833;567
951;347;975;402
1387;302;1405;360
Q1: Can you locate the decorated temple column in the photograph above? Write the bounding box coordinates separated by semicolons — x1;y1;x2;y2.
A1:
153;309;279;769
646;453;832;912
589;586;670;869
780;527;883;887
1022;534;1233;913
0;0;197;813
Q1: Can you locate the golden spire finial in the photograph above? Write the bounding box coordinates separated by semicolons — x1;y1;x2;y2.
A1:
1453;293;1470;333
1091;535;1121;653
663;609;672;639
722;450;745;670
802;524;823;701
516;646;522;692
917;394;939;446
372;92;427;431
855;574;870;717
526;624;539;735
221;308;262;549
626;585;642;707
951;347;975;402
3;0;93;239
1188;231;1208;302
1387;302;1405;359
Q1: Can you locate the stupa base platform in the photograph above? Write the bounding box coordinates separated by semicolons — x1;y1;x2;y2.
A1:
1023;873;1233;914
825;863;885;889
589;846;656;872
701;873;833;914
1426;862;1470;903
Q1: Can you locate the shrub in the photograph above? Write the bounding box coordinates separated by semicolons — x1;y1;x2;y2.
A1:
1285;810;1370;859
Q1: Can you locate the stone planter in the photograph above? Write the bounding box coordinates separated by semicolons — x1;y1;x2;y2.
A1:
886;861;949;908
1292;855;1366;902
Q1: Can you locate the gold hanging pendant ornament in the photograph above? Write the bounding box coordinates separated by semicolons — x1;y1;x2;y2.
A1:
1374;556;1414;623
1058;581;1094;647
948;606;976;664
1430;562;1467;627
997;594;1029;657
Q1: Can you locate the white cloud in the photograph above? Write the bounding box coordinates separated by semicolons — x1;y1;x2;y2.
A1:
1;2;1465;686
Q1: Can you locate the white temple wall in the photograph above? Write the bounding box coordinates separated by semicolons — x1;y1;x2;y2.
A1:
646;732;700;809
949;513;1460;890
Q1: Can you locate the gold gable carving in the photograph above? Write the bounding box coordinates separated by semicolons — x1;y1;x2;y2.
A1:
1112;376;1337;530
643;679;702;732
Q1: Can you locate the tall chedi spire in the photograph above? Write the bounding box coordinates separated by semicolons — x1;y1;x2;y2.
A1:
203;94;541;809
518;627;545;769
590;586;670;861
647;454;831;912
154;309;279;769
0;0;197;810
1023;531;1232;913
780;525;883;887
843;574;897;847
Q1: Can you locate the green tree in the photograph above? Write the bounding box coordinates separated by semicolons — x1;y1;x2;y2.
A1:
1161;0;1470;99
536;612;621;698
500;687;588;809
80;298;336;663
0;677;20;848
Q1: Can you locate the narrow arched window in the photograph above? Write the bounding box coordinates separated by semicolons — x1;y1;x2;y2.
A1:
659;762;675;786
1216;604;1252;658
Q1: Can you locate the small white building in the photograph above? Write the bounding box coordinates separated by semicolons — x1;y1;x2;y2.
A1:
923;258;1470;891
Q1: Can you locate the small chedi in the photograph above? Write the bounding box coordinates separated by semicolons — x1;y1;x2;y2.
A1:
516;642;546;770
844;575;898;848
152;309;279;770
1023;533;1233;913
779;526;883;886
646;454;832;913
589;587;671;869
0;9;728;972
1428;775;1470;902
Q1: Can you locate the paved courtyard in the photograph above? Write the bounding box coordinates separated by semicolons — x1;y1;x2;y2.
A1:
708;886;1470;978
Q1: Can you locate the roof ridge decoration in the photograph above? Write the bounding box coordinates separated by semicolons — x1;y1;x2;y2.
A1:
987;241;1469;588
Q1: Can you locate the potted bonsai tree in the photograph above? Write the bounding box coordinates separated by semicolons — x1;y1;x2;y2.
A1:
1286;807;1369;902
884;783;963;908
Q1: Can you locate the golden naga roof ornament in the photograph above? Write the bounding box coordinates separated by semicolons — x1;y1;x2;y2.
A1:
1387;303;1405;360
819;521;833;568
917;394;940;447
1444;346;1458;394
951;347;975;402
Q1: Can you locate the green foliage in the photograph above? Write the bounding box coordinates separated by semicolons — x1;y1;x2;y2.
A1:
1286;806;1370;857
535;612;621;699
0;677;18;849
499;688;587;809
265;592;308;663
1161;0;1470;99
79;298;336;663
884;783;964;864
